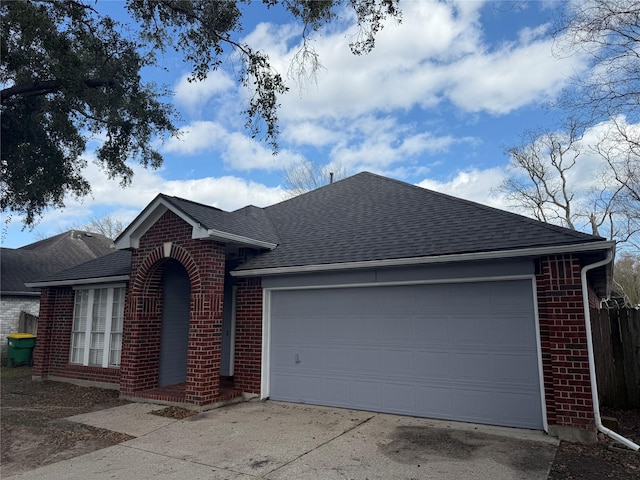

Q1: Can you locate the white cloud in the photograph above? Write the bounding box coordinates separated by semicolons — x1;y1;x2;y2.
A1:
323;115;467;177
174;70;235;114
417;167;510;211
28;157;287;237
444;38;580;114
163;121;227;155
247;0;586;125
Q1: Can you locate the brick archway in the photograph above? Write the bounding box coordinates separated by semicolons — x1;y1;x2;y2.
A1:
119;211;226;405
129;243;202;297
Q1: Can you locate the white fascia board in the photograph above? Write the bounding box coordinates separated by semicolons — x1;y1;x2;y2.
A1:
203;229;277;250
114;197;208;249
231;241;615;277
25;275;130;288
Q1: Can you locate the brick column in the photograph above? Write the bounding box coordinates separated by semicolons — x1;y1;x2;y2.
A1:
120;294;162;396
537;254;595;442
31;287;74;379
233;278;263;395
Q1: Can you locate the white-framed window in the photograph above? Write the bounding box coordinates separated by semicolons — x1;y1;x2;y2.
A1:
70;285;125;367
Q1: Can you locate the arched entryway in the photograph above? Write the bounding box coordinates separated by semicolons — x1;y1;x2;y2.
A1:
159;260;191;387
120;238;241;406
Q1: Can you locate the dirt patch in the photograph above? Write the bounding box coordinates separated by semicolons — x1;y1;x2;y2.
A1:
1;366;132;477
149;406;197;420
548;408;640;480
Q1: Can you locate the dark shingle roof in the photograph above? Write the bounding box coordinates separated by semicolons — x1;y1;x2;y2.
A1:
161;196;280;244
1;231;115;294
235;172;604;271
27;172;608;285
28;250;132;285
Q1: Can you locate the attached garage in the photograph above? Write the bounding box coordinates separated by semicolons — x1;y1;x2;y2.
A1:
267;278;544;429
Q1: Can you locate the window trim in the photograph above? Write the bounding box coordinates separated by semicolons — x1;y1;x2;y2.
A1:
70;285;125;368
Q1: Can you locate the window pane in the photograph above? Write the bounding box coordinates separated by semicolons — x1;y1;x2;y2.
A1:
111;287;125;333
89;332;104;365
71;290;89;363
92;289;107;332
109;333;122;366
70;332;85;363
72;290;89;331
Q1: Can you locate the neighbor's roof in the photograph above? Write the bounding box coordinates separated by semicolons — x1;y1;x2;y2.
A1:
1;231;114;295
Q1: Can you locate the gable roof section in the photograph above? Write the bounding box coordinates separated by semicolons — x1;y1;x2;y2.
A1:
234;172;610;273
1;231;115;295
115;194;278;250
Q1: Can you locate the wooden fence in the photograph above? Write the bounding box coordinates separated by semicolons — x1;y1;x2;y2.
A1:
591;307;640;409
18;311;38;335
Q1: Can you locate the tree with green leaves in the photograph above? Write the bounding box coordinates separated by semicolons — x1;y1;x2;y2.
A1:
1;0;401;228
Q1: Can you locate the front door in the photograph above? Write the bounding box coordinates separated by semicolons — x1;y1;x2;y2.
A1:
159;261;191;387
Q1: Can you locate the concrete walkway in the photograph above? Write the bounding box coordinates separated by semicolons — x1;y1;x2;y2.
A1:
7;401;559;479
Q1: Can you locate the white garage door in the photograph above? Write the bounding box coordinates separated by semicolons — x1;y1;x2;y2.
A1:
269;280;543;429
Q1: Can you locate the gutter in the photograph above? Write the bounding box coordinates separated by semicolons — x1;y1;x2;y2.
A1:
25;275;130;289
581;250;640;451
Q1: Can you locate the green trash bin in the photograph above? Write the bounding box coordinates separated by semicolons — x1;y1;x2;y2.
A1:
7;333;36;367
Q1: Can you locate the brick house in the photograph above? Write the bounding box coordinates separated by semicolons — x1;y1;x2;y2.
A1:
28;172;615;443
1;231;114;360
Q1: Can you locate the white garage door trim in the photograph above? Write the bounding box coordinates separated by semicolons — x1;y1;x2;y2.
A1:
261;274;547;432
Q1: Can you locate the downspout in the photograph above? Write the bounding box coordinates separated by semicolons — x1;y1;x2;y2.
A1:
581;250;640;451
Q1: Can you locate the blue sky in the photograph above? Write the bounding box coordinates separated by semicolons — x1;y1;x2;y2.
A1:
2;1;616;247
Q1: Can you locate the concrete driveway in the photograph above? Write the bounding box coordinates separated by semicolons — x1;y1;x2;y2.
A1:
7;401;559;479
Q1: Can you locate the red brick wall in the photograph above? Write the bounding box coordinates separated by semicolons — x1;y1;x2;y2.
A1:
234;278;263;394
120;210;225;405
31;286;120;386
537;254;595;431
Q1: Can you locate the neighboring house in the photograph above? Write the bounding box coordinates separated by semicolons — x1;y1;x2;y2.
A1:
0;231;114;359
27;173;614;443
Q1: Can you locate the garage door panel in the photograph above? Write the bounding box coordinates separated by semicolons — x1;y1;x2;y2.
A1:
494;353;540;383
380;350;414;375
271;345;297;369
453;388;494;421
381;383;416;412
450;316;490;346
380;316;415;343
325;379;351;404
413;318;449;344
491;315;536;345
497;391;542;428
269;280;543;429
349;348;381;374
352;380;384;408
414;351;451;378
347;317;380;343
452;352;493;380
416;385;454;416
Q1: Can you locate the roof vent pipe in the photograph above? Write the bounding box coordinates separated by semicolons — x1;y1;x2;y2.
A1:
329;172;334;184
581;250;639;451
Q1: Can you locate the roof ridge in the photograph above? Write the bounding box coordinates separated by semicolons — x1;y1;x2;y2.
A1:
162;194;225;213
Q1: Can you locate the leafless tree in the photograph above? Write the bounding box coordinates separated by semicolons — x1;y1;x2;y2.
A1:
610;252;640;308
497;119;639;247
281;160;350;198
498;121;583;230
80;215;126;240
554;0;640;124
34;214;125;241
